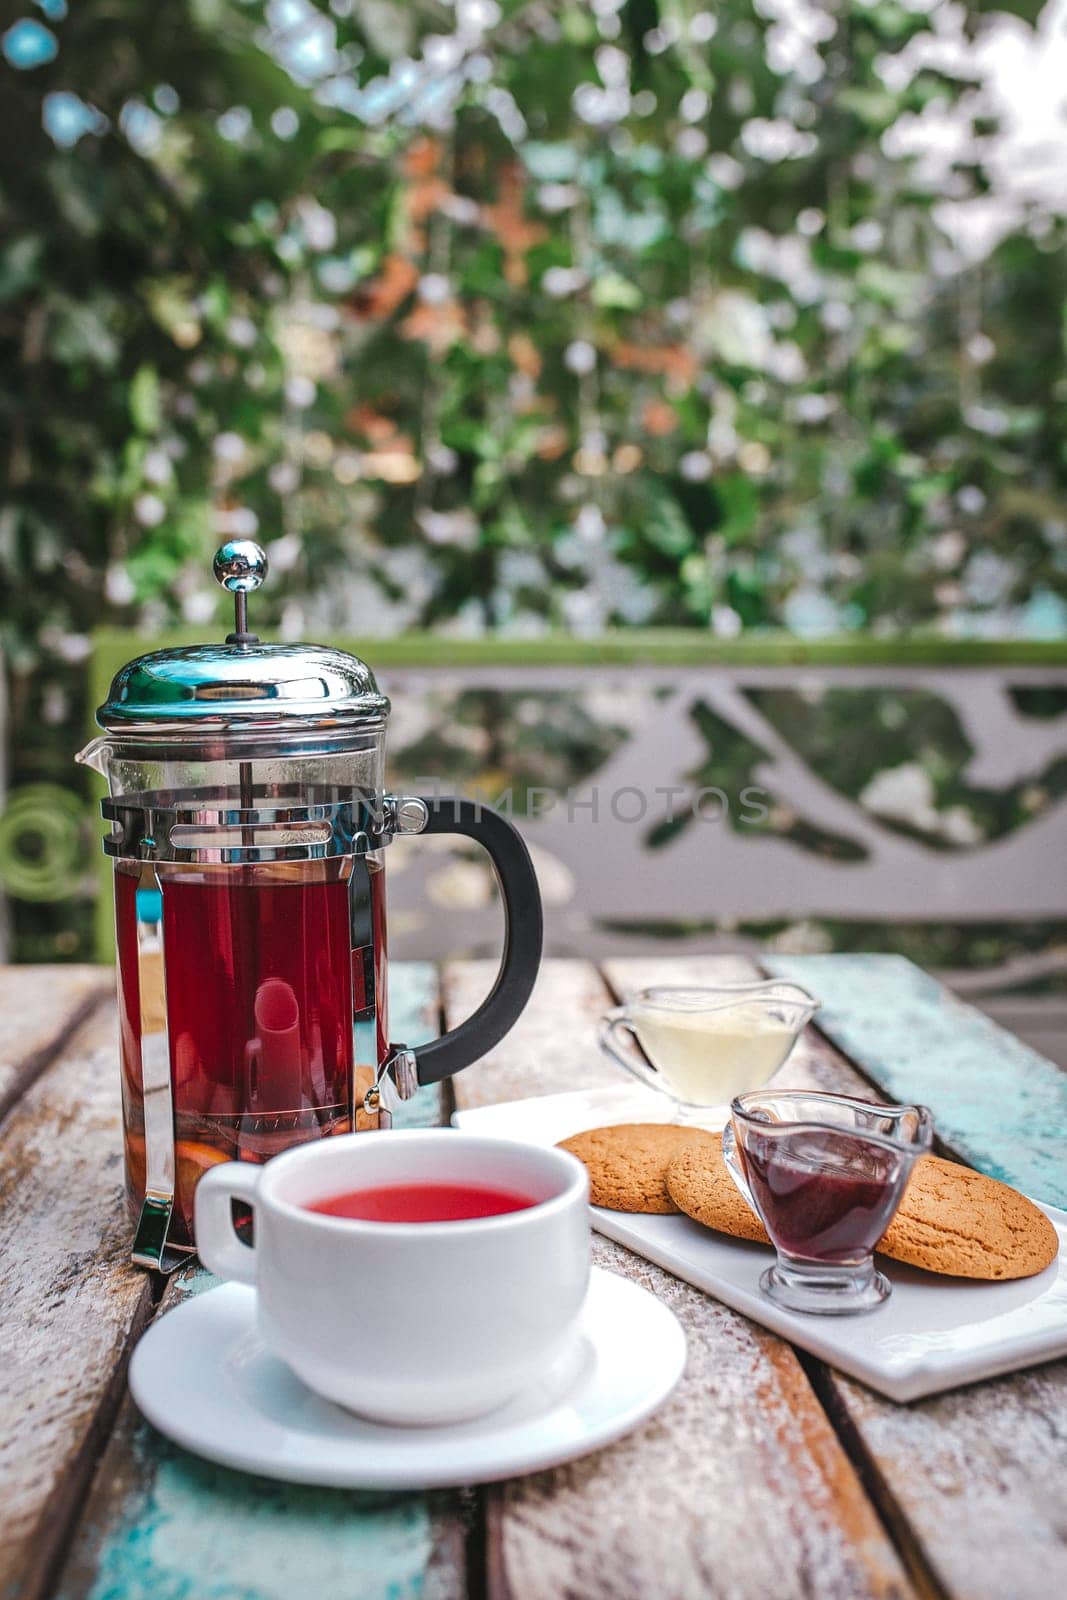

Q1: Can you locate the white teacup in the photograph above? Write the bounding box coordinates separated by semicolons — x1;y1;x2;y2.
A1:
194;1130;590;1425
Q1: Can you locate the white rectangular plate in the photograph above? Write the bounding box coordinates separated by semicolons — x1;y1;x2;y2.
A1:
454;1090;1067;1402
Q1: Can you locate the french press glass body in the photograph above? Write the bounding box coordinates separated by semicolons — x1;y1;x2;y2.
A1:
78;541;543;1269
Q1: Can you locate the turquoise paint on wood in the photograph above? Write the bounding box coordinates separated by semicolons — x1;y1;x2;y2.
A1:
76;964;453;1600
387;962;446;1132
80;1434;446;1600
75;1261;456;1600
765;953;1067;1208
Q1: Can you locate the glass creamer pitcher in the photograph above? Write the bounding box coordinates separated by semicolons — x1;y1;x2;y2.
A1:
78;540;542;1269
598;980;818;1118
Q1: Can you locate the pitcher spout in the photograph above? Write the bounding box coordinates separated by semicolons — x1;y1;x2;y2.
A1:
75;735;110;777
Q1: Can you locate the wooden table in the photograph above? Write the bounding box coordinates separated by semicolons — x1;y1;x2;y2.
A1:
2;955;1066;1600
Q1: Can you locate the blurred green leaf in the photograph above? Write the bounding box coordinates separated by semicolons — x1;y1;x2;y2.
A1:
0;235;43;303
129;365;162;433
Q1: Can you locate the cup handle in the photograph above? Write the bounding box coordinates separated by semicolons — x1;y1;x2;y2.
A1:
194;1163;263;1286
597;1010;664;1096
720;1121;758;1214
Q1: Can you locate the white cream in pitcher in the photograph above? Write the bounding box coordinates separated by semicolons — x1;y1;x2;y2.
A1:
598;981;819;1112
630;1001;796;1104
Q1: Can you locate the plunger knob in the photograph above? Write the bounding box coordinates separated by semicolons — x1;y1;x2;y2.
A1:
213;539;268;642
213;539;268;593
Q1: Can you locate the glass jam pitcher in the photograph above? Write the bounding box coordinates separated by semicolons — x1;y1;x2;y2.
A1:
78;540;542;1269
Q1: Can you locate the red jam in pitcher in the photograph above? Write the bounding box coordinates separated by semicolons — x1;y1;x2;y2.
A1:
740;1131;901;1264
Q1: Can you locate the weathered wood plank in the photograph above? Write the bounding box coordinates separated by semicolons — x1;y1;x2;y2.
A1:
818;1360;1067;1600
55;962;470;1600
629;955;1067;1600
603;954;757;997
449;959;913;1600
442;958;621;1108
0;1002;155;1600
489;1232;911;1600
765;953;1067;1207
0;964;111;1123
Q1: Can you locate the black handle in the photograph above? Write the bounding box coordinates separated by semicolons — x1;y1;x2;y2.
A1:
409;797;542;1086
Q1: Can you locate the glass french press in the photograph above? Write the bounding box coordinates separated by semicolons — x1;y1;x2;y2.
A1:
78;540;542;1270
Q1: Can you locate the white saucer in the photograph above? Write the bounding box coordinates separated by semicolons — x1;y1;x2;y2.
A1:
129;1267;686;1488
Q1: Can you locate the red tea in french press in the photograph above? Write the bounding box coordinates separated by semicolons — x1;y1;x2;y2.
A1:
78;540;542;1268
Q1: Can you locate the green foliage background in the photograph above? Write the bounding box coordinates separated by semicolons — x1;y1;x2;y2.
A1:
2;0;1066;959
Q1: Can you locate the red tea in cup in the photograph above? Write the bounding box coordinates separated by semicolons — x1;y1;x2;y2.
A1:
307;1182;538;1224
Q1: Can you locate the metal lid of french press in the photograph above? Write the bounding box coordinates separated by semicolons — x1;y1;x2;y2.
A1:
96;540;390;737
